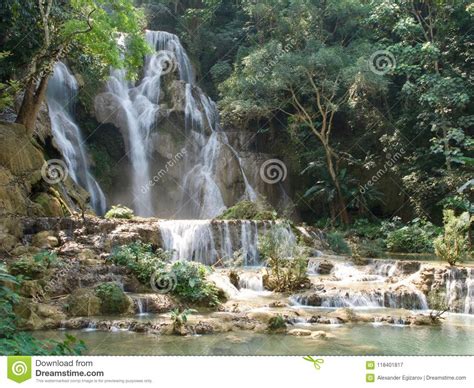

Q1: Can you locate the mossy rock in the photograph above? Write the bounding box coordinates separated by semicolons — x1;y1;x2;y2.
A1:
105;205;134;219
8;257;48;279
0;232;17;252
95;282;132;314
216;200;277;220
66;288;102;316
33;192;65;217
15;299;66;330
32;230;59;249
18;280;45;298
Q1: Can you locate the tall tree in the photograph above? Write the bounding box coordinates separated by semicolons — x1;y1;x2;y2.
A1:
1;0;148;135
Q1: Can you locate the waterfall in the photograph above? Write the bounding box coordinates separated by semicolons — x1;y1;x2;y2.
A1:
100;30;257;218
102;31;171;216
158;220;296;265
46;62;106;215
238;272;264;291
159;220;218;265
293;288;427;310
445;267;474;314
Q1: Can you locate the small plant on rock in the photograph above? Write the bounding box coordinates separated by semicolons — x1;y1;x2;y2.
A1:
95;282;131;314
267;314;287;331
427;290;449;322
170;308;195;335
104;204;134;219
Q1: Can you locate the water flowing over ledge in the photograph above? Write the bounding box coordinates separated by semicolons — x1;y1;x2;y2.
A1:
47;62;107;214
95;30;257;218
17;216;474;315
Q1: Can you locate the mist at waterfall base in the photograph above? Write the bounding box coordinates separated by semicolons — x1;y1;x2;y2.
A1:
46;63;106;215
98;30;256;218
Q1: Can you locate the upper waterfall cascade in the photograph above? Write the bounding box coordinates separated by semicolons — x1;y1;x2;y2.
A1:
47;62;107;215
99;30;257;217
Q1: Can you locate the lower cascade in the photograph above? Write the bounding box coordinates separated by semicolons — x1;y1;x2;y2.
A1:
158;220;294;266
445;267;474;314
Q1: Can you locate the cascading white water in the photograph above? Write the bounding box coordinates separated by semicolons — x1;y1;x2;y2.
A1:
47;62;106;215
102;30;257;218
177;46;257;218
159;220;218;265
294;259;428;310
238;272;264;291
102;31;174;216
445;267;474;314
158;220;296;265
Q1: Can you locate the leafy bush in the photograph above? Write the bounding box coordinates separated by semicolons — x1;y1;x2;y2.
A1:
267;314;287;331
349;219;384;240
168;261;221;307
110;242;222;307
104;205;134;219
386;219;440;253
326;231;351;255
217;200;277;220
109;241;170;284
355;238;385;258
0;266;85;355
95;282;131;314
434;210;472;265
259;226;310;292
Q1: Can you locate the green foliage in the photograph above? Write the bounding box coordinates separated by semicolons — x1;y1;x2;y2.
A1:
104;205;134;219
0;51;20;110
434;210;472;265
95;282;130;314
354;238;385;259
326;232;351;255
0;265;85;355
267;314;286;331
109;241;170;284
427;290;449;321
217;200;277;220
170;308;195;332
386;220;440;253
8;251;58;279
259;225;310;292
168;261;221;307
349;219;384;240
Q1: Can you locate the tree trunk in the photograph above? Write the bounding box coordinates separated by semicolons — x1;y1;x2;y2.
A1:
323;141;350;225
16;75;50;136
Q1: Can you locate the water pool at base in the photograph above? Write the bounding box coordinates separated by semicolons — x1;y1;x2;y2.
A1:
36;314;474;356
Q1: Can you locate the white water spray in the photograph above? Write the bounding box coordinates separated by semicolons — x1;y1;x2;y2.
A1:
47;62;106;214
